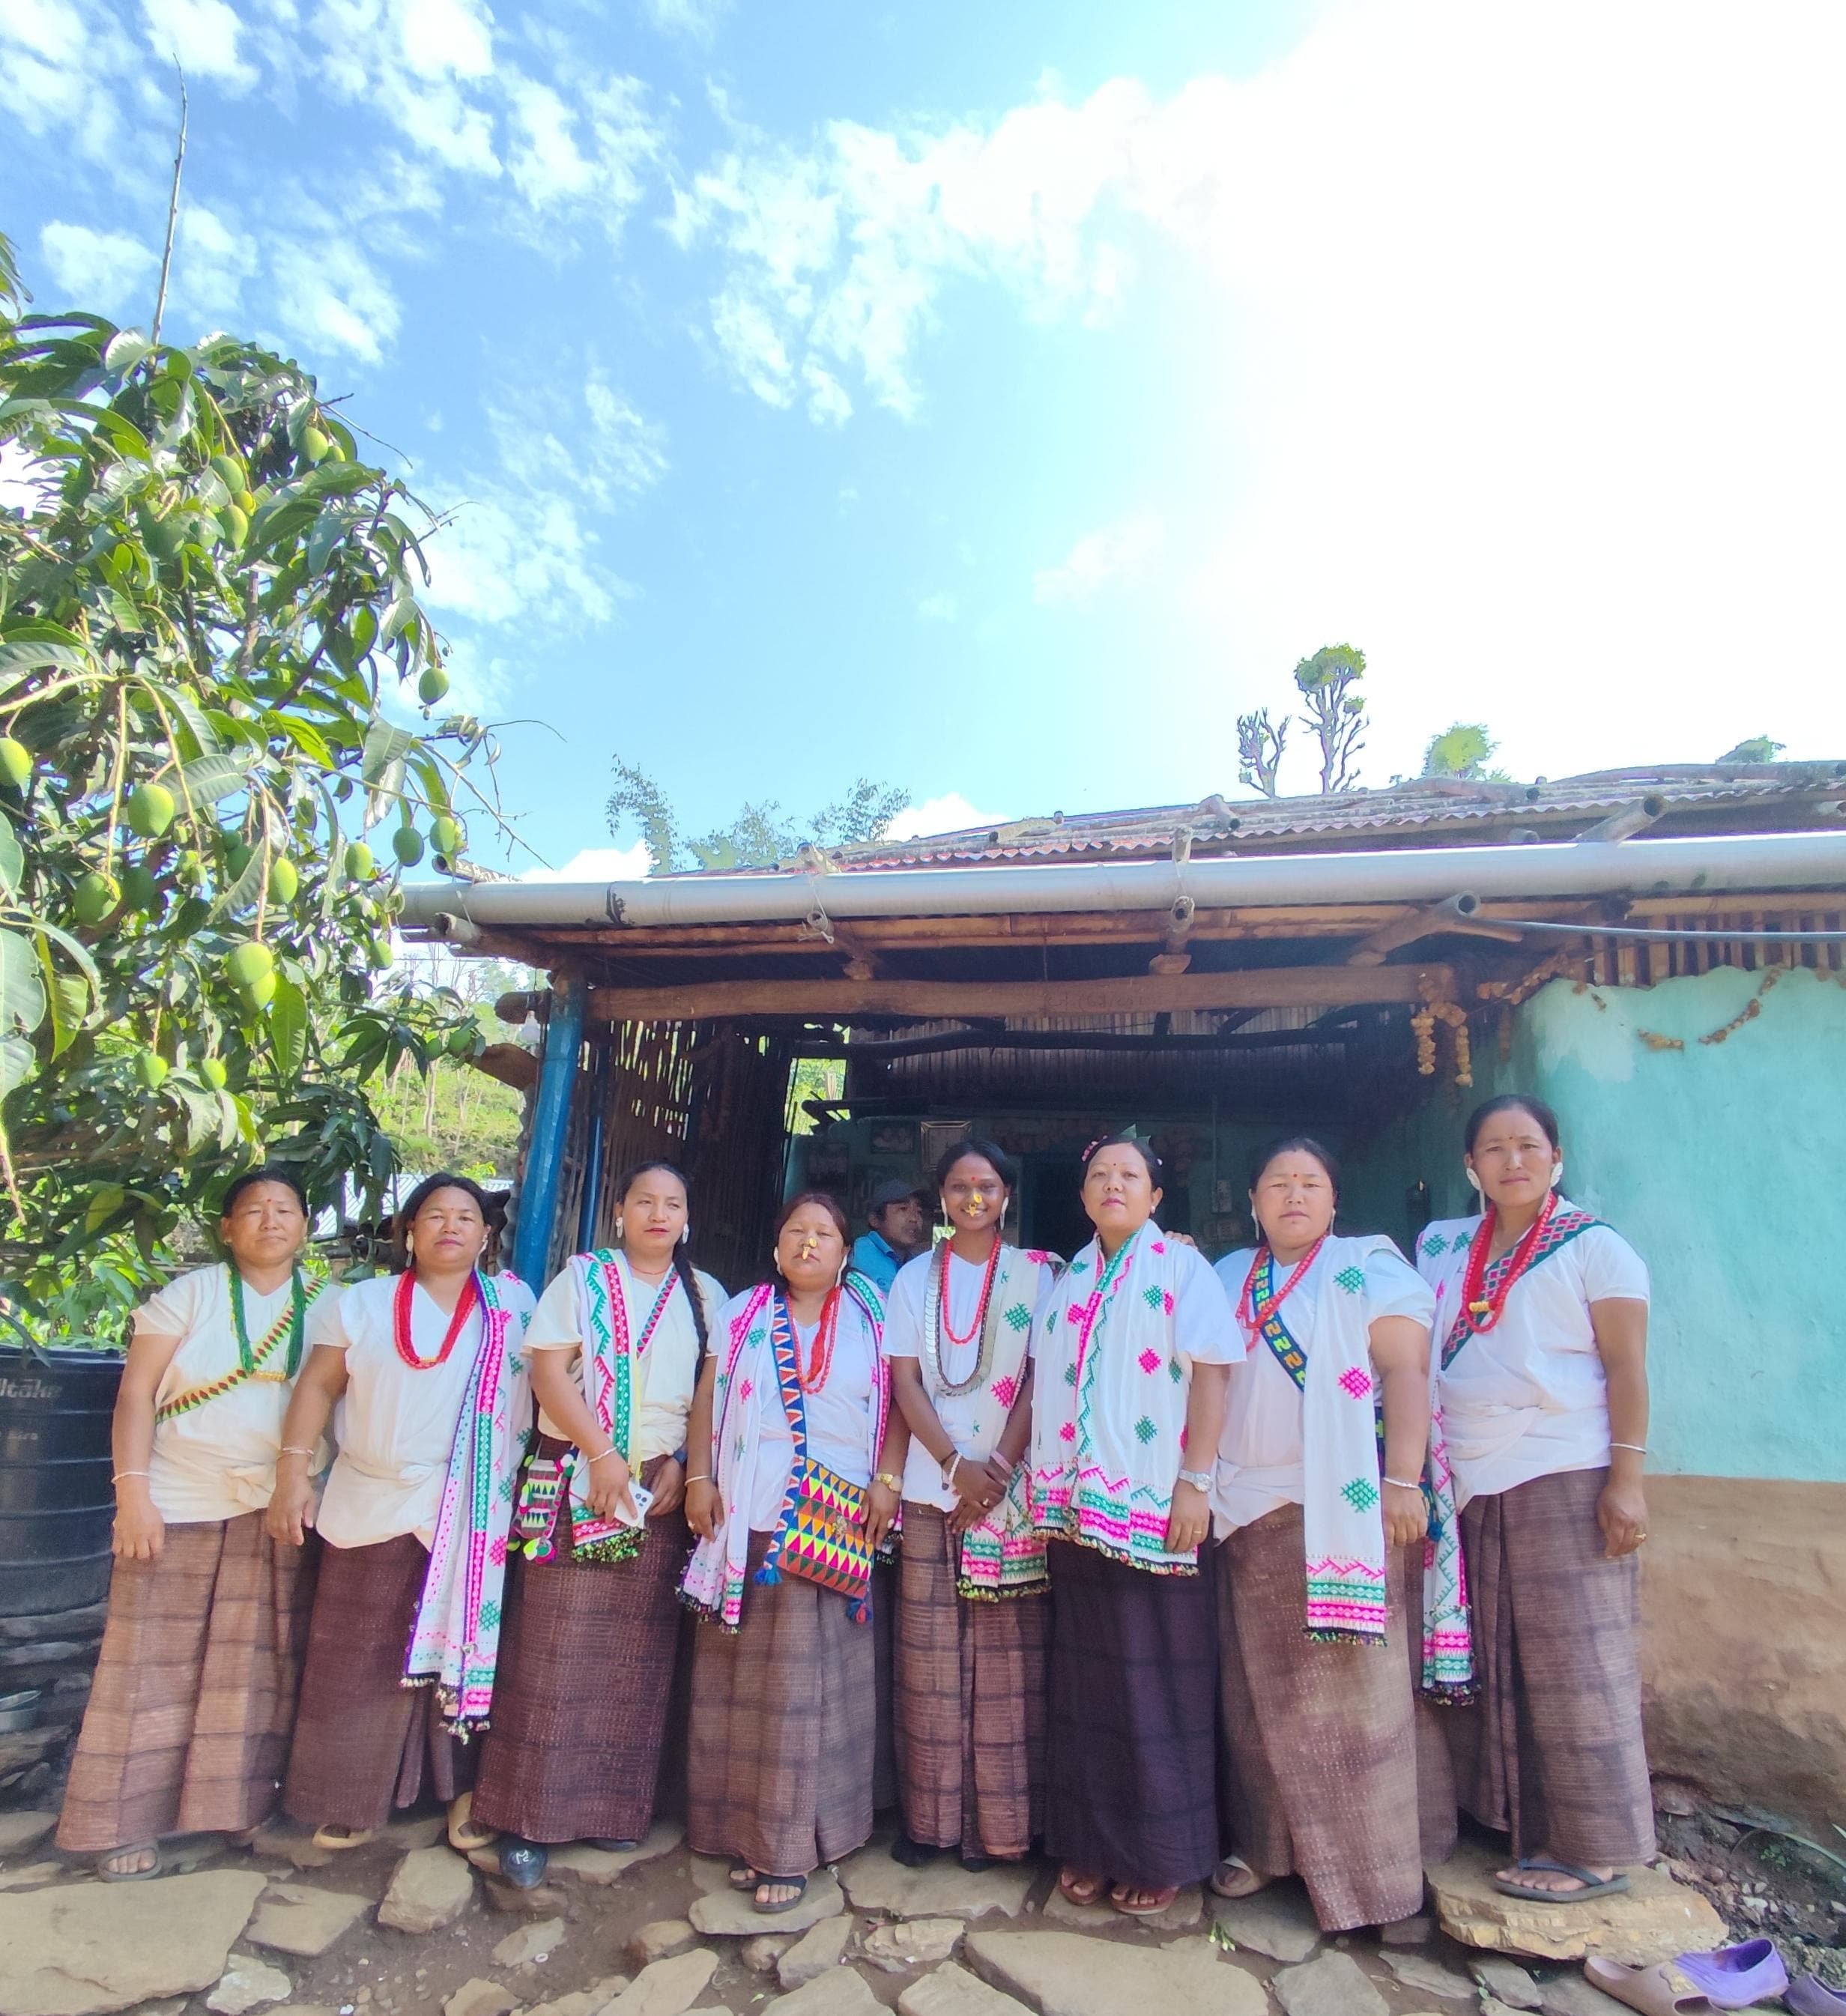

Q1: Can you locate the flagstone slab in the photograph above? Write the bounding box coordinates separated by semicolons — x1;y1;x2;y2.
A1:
548;1821;683;1886
1379;1952;1476;2001
898;1963;1035;2016
0;1868;267;2016
1207;1885;1323;1963
1427;1847;1725;1964
689;1867;845;1935
244;1884;369;1959
965;1929;1269;2016
836;1850;1035;1921
1273;1951;1388;2016
764;1973;883;2016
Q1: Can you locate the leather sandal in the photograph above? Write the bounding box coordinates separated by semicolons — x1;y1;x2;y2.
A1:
1111;1880;1179;1918
1211;1855;1271;1900
753;1874;809;1914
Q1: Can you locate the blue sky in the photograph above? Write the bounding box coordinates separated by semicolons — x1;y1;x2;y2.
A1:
5;0;1844;877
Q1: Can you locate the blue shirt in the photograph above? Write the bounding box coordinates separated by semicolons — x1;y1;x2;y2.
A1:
850;1229;902;1295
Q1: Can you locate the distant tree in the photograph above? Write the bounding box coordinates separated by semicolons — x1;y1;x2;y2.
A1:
1421;721;1509;781
1293;645;1367;793
1236;709;1289;798
607;757;907;873
1716;736;1785;764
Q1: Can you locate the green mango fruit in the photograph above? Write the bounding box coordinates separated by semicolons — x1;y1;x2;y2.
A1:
344;841;375;883
268;855;299;905
417;665;450;705
226;941;274;990
227;842;253;880
300;426;330;464
125;781;175;838
209;452;244;491
119;865;162;915
0;738;32;790
366;934;393;970
430;814;463;858
73;871;120;926
218;504;249;548
134;1050;169;1091
239;971;278;1012
235;488;257;515
392;826;426;868
446;1025;476;1059
199;1057;229;1090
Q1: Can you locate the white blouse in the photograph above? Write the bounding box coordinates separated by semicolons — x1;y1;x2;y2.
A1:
310;1271;537;1549
882;1246;1061;1511
1211;1242;1434;1534
524;1256;724;1462
1417;1205;1650;1508
134;1264;315;1525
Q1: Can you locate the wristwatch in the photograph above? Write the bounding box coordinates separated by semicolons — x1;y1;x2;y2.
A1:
1175;1468;1213;1492
874;1471;904;1493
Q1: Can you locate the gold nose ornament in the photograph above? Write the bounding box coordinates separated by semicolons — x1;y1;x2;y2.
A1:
799;1235;818;1261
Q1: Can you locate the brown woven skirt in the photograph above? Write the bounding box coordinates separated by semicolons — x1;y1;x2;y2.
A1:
1451;1465;1655;1867
871;1552;898;1812
57;1513;313;1854
1217;1504;1455;1930
686;1531;877;1877
472;1508;691;1844
1042;1537;1219;1889
282;1532;473;1832
895;1504;1045;1857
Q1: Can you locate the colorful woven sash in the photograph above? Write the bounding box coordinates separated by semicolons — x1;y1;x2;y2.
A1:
154;1267;324;1423
752;1281;887;1623
1440;1207;1601;1369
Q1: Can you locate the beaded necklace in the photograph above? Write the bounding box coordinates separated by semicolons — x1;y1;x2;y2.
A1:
1460;1190;1557;1331
617;1264;681;1360
394;1269;479;1370
229;1264;310;1378
1235;1235;1327;1345
925;1237;1004;1399
788;1286;841;1393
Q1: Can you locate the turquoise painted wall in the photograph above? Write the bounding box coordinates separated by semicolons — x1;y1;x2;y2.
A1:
1346;966;1846;1486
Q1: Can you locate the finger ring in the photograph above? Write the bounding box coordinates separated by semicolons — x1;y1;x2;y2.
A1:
1637;1531;1649;1542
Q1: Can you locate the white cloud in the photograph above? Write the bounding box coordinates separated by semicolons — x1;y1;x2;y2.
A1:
914;591;957;623
398;0;493;79
38;221;158;318
641;0;730;44
523;841;653;882
1032;512;1163;608
270;237;402;364
884;793;1011;842
139;0;255;85
176;202;260;323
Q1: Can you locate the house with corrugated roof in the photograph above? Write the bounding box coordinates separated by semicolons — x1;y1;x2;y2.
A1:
403;761;1846;1827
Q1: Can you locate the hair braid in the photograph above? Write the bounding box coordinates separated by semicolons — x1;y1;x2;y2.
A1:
672;1245;710;1362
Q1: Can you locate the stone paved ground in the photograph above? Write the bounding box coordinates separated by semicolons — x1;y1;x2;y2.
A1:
0;1807;1836;2016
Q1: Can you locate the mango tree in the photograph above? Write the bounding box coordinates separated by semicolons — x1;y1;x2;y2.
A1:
0;237;490;1334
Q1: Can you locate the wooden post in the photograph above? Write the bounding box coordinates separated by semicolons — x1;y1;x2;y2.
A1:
512;971;587;1286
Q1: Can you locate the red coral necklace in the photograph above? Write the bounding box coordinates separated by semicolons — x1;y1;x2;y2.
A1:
1237;1235;1326;1340
394;1270;479;1370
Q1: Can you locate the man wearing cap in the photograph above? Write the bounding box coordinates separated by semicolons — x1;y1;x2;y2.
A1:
850;1179;929;1295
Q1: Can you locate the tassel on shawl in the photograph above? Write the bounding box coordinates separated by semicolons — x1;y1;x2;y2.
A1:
847;1591;871;1626
753;1560;782;1587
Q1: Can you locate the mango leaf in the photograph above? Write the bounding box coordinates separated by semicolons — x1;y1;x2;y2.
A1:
173;750;261;804
0;929;46;1038
211;842;267;920
0;816;22;897
268;974;308;1077
0;639;90;694
360;720;419;785
33;936;88;1059
85;1184;127;1234
30;919;102;994
0;1035;34;1096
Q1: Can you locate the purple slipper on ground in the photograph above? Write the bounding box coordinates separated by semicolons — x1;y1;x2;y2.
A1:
1675;1941;1789;2010
1786;1979;1846;2016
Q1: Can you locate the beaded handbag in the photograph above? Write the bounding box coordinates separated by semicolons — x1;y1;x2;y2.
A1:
772;1457;876;1605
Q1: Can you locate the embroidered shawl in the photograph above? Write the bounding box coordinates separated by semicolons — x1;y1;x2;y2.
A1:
555;1248;679;1563
153;1265;329;1424
680;1273;889;1632
921;1243;1060;1599
1028;1221;1206;1575
1248;1236;1474;1695
1420;1199;1605;1371
403;1271;531;1736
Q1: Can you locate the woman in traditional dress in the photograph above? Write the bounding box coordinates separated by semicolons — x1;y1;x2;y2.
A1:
476;1161;724;1888
682;1191;907;1913
883;1138;1061;1872
1211;1137;1470;1931
270;1173;533;1851
58;1169;327;1879
1416;1094;1653;1903
1028;1136;1238;1919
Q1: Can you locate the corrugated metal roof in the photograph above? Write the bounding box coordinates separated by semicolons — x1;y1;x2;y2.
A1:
790;766;1846;874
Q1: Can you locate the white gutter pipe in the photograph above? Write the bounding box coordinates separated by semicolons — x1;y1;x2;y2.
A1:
401;829;1846;936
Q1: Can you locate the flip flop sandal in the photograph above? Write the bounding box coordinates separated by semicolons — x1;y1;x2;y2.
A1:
312;1825;377;1852
1585;1960;1722;2016
754;1874;810;1915
1111;1882;1180;1918
1675;1941;1790;2009
1787;1980;1846;2016
447;1793;496;1853
1058;1868;1108;1907
728;1861;760;1890
1492;1856;1631;1903
97;1844;162;1882
1211;1855;1271;1901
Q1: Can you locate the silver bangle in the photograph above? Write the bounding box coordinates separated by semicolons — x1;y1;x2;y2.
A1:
586;1448;622;1466
685;1473;712;1485
112;1470;151;1483
1610;1442;1647;1455
1383;1476;1422;1491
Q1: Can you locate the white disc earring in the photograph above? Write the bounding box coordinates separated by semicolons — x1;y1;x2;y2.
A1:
1549;1162;1564;1187
680;1223;691;1245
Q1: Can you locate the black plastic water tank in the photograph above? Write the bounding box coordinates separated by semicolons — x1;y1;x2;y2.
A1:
0;1347;121;1617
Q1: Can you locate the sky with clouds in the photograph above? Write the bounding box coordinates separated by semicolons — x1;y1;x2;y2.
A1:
4;0;1844;877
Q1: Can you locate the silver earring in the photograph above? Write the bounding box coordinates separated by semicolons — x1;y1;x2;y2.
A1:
614;1216;624;1239
1549;1162;1563;1187
1465;1169;1483;1194
680;1223;691;1246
